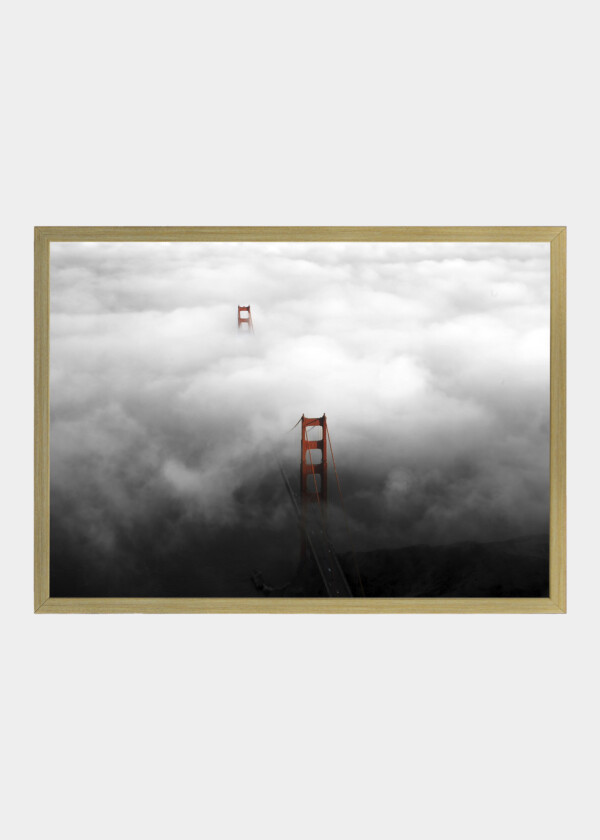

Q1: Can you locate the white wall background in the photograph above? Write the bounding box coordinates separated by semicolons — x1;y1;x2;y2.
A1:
1;2;597;838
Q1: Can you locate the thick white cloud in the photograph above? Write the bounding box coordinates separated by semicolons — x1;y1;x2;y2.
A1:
50;241;550;593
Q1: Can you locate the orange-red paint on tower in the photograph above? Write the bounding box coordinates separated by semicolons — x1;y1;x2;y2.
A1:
300;414;328;563
237;305;254;332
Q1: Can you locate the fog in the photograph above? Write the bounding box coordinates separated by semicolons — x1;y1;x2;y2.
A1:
50;241;550;595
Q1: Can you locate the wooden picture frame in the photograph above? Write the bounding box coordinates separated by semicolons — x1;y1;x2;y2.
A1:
34;226;566;613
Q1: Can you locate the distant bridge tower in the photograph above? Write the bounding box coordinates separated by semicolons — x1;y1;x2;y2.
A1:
300;414;328;563
238;305;254;332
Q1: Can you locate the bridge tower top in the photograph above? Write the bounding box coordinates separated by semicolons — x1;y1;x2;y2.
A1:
300;414;328;508
237;305;254;332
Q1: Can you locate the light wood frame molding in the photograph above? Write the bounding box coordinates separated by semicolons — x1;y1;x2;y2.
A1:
34;227;566;613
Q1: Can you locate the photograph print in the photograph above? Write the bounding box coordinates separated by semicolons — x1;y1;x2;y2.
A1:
49;237;552;600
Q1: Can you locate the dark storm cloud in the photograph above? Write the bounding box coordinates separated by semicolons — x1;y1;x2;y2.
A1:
49;242;550;594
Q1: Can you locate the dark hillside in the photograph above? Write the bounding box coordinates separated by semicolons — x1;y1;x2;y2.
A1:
338;534;549;597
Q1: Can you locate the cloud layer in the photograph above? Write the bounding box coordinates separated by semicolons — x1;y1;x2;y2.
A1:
50;241;550;595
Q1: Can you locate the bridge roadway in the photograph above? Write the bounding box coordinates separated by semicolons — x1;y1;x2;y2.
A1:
277;459;352;597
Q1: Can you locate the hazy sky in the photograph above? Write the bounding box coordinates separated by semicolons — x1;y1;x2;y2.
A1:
50;241;550;595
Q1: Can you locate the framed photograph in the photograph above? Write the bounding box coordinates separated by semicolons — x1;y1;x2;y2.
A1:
34;227;566;613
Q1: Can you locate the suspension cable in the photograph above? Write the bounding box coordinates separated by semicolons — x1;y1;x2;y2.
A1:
326;426;365;596
287;416;303;433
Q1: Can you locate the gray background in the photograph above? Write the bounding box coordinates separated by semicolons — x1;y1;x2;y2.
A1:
2;2;593;838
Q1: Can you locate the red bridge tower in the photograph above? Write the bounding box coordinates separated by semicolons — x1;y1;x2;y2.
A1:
300;414;328;563
237;305;254;332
